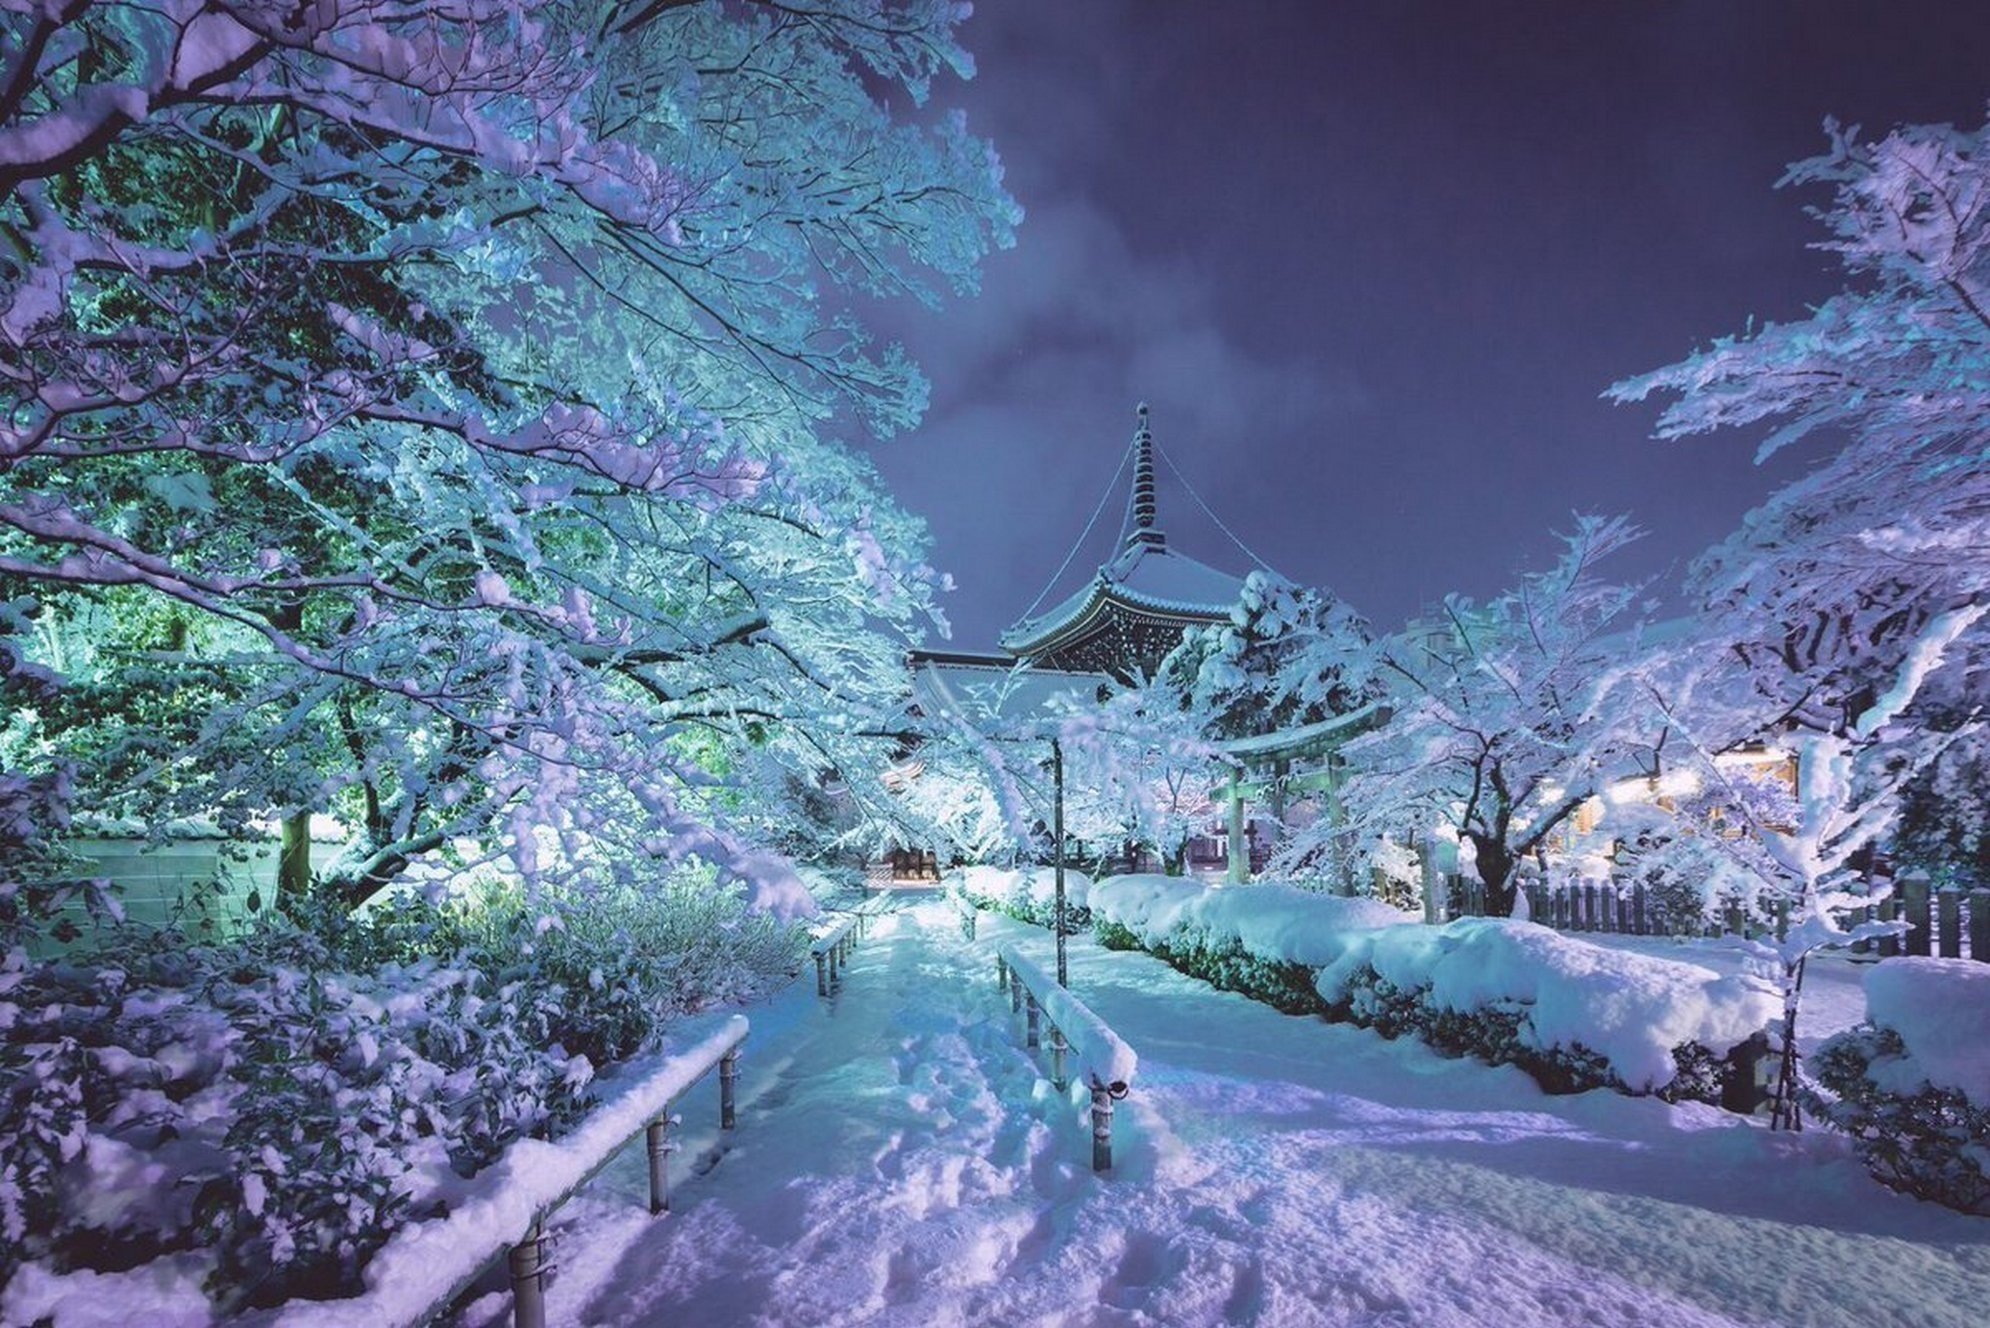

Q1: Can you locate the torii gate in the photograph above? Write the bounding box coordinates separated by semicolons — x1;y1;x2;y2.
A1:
1215;703;1386;886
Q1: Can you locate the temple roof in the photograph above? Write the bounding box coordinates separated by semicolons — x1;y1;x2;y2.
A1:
998;404;1245;662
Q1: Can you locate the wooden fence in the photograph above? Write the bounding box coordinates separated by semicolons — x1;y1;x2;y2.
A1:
1437;871;1990;961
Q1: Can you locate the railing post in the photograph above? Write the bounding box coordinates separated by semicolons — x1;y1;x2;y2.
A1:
1025;993;1040;1050
996;953;1008;991
509;1220;548;1328
646;1117;672;1214
1009;968;1022;1013
828;944;841;992
1090;1082;1114;1172
815;950;829;997
720;1048;739;1130
1050;1022;1068;1092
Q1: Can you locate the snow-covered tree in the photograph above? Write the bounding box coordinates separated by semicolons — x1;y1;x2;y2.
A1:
0;1;1017;908
1621;605;1984;1128
1321;515;1654;917
1609;114;1990;741
1156;570;1370;741
897;666;1217;871
1610;114;1990;1126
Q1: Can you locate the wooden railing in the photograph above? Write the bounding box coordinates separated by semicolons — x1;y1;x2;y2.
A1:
272;1015;749;1328
994;944;1137;1171
811;917;857;996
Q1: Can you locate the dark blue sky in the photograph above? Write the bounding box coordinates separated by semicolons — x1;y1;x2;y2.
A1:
865;1;1990;647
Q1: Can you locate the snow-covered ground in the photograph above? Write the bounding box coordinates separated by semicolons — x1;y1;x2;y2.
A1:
460;901;1989;1328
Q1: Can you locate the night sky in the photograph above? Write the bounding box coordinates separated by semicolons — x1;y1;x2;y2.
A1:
862;1;1990;650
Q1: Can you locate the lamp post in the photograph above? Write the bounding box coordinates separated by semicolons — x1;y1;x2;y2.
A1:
1053;737;1068;988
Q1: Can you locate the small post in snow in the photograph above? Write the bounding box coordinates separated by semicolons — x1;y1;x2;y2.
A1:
815;950;829;997
508;1219;548;1328
1090;1080;1115;1172
1026;992;1041;1050
645;1117;672;1214
719;1047;740;1130
1050;1022;1068;1091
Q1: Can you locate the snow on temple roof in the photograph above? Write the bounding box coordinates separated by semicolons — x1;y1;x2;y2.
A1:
999;540;1244;655
999;403;1246;659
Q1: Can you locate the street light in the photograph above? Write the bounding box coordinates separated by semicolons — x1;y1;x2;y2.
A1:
1053;736;1068;988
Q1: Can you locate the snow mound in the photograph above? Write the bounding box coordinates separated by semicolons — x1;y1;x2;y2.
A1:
1317;917;1782;1091
958;865;1094;914
1092;874;1405;967
1863;957;1990;1107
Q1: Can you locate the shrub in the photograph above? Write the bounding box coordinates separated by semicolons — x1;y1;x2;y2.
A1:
1320;961;1740;1104
1140;926;1325;1016
0;866;805;1307
1810;1026;1990;1216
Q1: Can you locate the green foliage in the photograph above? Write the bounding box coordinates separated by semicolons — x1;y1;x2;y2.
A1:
1135;926;1325;1016
1093;919;1142;952
0;869;804;1304
1325;964;1733;1105
1810;1026;1990;1216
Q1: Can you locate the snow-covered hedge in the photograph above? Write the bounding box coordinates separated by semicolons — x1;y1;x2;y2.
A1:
1090;875;1402;1014
952;866;1095;934
1316;917;1781;1096
1811;958;1990;1216
1090;875;1779;1103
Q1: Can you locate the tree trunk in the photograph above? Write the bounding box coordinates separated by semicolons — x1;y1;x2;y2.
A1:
1468;833;1520;916
1768;956;1807;1131
277;810;313;904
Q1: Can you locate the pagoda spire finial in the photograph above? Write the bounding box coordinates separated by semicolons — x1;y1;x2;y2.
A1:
1123;402;1164;551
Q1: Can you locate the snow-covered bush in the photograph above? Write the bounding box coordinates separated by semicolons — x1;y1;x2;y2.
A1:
1315;918;1779;1097
0;870;803;1308
952;866;1095;934
1810;959;1990;1216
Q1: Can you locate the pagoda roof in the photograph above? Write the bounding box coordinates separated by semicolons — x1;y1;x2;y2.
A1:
999;403;1248;663
998;538;1243;659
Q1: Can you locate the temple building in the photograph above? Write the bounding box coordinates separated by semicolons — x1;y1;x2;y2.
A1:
887;401;1378;889
885;405;1257;884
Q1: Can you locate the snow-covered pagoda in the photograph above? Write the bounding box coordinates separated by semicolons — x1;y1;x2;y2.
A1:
914;403;1245;691
999;403;1243;678
885;406;1253;884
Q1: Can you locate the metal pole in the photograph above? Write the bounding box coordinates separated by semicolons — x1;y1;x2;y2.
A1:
815;951;828;997
1025;993;1040;1049
509;1219;548;1328
1050;1023;1068;1092
645;1117;671;1214
1054;737;1068;988
719;1047;739;1130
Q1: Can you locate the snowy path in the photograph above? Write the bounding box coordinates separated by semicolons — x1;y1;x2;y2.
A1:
468;902;1990;1328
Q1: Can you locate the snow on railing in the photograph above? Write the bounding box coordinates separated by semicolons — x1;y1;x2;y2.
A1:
811;917;857;995
995;943;1137;1171
270;1015;748;1328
